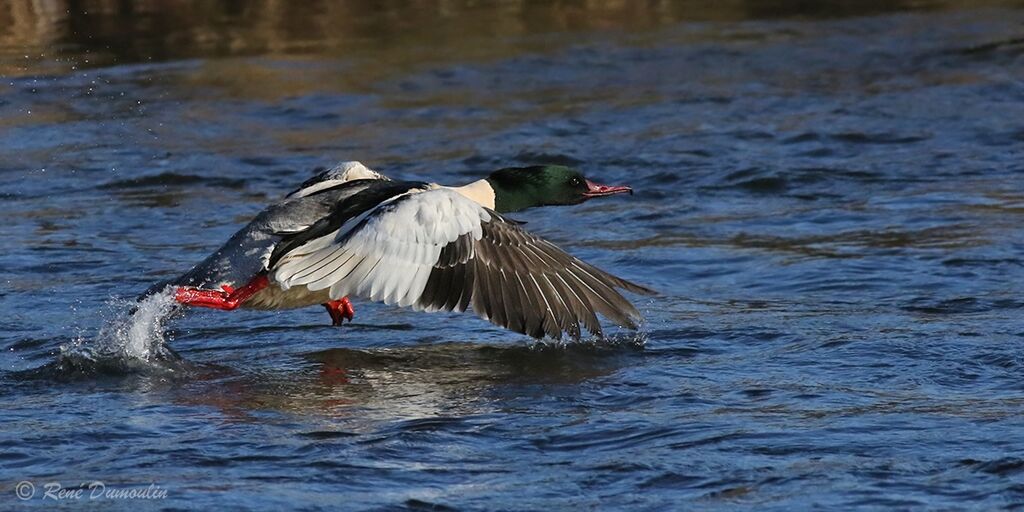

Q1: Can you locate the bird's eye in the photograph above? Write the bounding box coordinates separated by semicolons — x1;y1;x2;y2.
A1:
570;177;583;186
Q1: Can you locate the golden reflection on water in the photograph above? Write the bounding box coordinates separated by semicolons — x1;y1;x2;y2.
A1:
0;0;690;77
2;0;1019;77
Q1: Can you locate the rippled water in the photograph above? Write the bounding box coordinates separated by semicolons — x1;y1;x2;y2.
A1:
3;1;1024;509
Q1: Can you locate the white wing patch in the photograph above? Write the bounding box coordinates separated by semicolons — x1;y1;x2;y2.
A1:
272;189;491;307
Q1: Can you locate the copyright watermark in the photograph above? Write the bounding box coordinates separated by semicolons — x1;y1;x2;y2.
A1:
14;481;34;500
13;481;167;501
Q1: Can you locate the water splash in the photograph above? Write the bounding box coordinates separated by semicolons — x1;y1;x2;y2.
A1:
57;288;183;374
527;330;648;352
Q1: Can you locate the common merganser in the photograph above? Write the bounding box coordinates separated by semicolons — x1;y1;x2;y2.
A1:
155;161;653;340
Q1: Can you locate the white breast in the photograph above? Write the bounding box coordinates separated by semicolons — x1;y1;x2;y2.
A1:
446;179;495;209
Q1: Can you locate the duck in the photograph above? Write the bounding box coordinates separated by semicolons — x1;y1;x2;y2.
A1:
155;161;654;340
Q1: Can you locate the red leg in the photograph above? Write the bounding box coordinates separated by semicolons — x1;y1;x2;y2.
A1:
320;364;349;384
175;274;270;311
322;297;355;326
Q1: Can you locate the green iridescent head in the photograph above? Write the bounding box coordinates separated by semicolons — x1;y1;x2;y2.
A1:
485;165;632;213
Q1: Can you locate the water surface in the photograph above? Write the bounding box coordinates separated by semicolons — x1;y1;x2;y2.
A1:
2;1;1024;509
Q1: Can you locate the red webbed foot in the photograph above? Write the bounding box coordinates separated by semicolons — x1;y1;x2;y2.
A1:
175;274;270;311
323;297;355;326
175;286;235;310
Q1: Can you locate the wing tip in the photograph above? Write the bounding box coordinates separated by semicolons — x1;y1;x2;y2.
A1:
616;278;659;297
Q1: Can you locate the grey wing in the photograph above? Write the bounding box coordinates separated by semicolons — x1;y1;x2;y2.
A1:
162;180;377;290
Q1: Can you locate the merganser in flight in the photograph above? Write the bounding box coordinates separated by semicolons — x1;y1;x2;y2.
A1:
155;161;653;340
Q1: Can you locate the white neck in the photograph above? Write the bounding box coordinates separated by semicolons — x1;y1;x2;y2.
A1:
447;179;495;209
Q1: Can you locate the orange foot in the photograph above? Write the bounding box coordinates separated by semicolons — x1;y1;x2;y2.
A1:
323;297;355;326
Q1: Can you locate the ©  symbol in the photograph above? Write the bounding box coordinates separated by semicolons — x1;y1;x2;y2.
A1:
15;481;35;500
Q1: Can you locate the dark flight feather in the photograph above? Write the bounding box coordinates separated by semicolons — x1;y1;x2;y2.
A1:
416;210;654;339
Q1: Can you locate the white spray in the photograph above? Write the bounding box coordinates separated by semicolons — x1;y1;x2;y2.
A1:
60;288;181;370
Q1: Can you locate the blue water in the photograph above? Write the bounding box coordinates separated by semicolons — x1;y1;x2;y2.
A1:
2;2;1024;510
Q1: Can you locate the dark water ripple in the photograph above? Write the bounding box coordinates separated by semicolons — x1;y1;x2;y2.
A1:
2;3;1024;510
